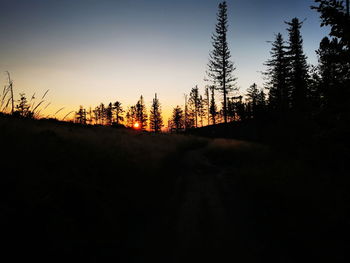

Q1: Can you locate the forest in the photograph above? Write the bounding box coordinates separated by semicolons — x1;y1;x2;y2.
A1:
0;0;349;262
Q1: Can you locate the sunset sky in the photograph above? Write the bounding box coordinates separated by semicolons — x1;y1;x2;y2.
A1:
0;0;328;120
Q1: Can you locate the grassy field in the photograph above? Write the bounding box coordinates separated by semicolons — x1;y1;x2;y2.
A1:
0;115;348;262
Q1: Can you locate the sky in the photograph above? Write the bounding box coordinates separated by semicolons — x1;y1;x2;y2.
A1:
0;0;329;120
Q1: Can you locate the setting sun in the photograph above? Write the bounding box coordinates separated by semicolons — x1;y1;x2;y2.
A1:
133;122;140;129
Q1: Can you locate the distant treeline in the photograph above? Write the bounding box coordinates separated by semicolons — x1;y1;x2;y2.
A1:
1;1;349;132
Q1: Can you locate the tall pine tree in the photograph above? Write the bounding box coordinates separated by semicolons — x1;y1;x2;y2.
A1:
149;93;163;133
207;1;236;123
316;37;344;109
286;18;309;111
188;86;200;128
172;106;184;132
264;33;290;112
135;96;148;130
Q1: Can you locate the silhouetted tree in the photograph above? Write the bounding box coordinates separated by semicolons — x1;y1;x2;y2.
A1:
312;1;350;114
149;93;163;132
188;86;200;128
264;33;290;111
126;106;136;127
316;37;345;109
14;94;33;118
204;86;210;125
308;65;324;110
256;89;267;118
209;86;218;124
172;106;184;132
106;103;113;125
184;94;194;129
93;106;101;124
198;95;206;127
87;107;93;124
227;97;237;122
75;106;87;124
113;101;124;125
99;103;106;125
286;18;309;111
312;0;350;47
246;83;259;118
135;95;148;130
207;1;236;123
235;96;246;121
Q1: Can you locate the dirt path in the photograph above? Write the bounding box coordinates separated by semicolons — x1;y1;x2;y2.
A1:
170;142;233;262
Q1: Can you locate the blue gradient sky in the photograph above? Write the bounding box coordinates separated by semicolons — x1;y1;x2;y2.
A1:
0;0;328;119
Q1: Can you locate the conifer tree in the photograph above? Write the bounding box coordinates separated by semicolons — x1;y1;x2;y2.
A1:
235;96;246;121
87;107;93;124
75;106;87;124
226;97;235;122
312;1;350;114
286;18;309;111
316;37;344;108
256;89;267;118
113;101;124;125
106;103;113;125
93;106;100;124
135;95;148;130
99;103;106;125
207;1;236;123
126;106;136;127
189;86;200;128
204;86;210;125
209;86;218;125
184;95;194;129
15;94;33;118
149;93;163;132
172;106;184;132
246;83;259;118
264;33;290;111
312;0;350;48
198;95;206;127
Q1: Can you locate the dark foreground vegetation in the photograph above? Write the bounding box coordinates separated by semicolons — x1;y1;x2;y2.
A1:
1;114;348;263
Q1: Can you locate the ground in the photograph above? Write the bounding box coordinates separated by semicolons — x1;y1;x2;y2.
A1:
0;115;348;262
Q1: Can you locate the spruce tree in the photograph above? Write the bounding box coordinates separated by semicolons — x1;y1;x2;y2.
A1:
316;37;344;108
135;95;148;130
75;106;87;124
15;94;33;118
172;106;184;132
207;1;236;123
149;93;163;132
246;83;259;118
264;33;290;111
286;18;309;111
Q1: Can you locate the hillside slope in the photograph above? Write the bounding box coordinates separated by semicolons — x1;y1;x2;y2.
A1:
0;116;347;262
